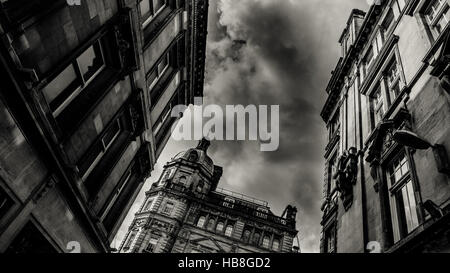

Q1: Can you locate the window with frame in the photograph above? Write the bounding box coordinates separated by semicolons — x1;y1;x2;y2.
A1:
140;0;167;28
328;111;340;141
225;224;234;237
256;207;269;219
425;0;449;39
206;218;215;231
385;59;402;103
79;118;122;182
370;85;385;128
197;216;206;228
100;171;131;221
145;237;159;253
324;224;336;253
242;229;251;243
252;232;261;245
42;41;105;117
0;187;14;220
262;236;270;249
328;154;338;197
364;46;375;73
386;151;420;243
223;197;235;208
148;52;170;91
162;201;174;216
144;198;154;212
272;239;280;251
216;222;224;233
124;230;137;250
178;176;187;186
382;8;395;36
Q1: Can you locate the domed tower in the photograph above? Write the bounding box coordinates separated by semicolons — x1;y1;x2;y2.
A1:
119;139;298;253
119;138;223;253
158;138;223;196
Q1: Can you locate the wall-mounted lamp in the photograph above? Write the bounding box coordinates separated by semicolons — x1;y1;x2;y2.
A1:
393;130;450;176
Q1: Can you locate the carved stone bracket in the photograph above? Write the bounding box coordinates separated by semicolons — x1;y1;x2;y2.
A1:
129;89;145;137
334;147;358;211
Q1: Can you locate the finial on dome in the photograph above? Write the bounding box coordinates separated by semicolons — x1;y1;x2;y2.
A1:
197;138;211;152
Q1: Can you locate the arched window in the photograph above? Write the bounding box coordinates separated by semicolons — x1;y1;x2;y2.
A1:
256;207;268;219
196;180;204;193
242;230;251;243
216;222;224;233
197;216;206;228
179;176;187;186
252;232;261;245
143;198;154;211
123;230;137;250
262;236;270;248
225;225;234;237
207;218;215;231
272;239;280;251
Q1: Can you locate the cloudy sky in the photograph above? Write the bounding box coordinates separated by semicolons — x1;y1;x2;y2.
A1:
114;0;369;253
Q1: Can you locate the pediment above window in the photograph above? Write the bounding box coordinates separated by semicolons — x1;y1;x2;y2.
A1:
366;108;411;164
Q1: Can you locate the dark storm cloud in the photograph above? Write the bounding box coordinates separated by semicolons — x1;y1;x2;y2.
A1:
113;0;370;252
204;0;369;252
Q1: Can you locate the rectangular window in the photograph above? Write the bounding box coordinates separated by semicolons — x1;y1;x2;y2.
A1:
425;0;450;39
328;111;340;141
0;187;14;220
140;0;167;27
42;40;105;117
364;46;375;73
79;118;122;181
386;59;402;103
145;238;158;253
386;152;420;243
100;171;132;221
162;201;174;215
324;224;336;253
371;86;385;127
382;8;395;36
328;154;337;195
149;52;170;91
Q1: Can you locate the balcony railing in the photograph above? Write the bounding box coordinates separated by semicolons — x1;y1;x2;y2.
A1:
158;182;295;228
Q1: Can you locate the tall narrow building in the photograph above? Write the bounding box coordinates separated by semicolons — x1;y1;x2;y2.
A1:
320;1;450;253
119;139;299;253
0;0;208;253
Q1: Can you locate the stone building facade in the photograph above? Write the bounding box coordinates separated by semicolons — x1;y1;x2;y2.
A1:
0;0;208;253
119;139;299;253
320;0;450;253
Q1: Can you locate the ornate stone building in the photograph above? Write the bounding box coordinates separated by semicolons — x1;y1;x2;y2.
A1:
0;0;208;253
320;0;450;253
119;139;299;253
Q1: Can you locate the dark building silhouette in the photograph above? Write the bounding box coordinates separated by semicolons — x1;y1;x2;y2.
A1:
119;139;299;253
0;0;208;253
320;0;450;253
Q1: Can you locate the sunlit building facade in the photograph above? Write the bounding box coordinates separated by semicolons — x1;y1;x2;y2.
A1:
0;0;207;253
320;0;450;253
119;139;299;253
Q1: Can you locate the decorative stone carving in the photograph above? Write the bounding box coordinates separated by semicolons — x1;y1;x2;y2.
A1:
334;147;358;211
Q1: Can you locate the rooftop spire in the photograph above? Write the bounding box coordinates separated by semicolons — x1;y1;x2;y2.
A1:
197;138;211;152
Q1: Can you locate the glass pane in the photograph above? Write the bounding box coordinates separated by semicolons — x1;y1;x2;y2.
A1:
272;240;280;251
42;64;78;104
216;222;224;232
140;0;150;17
148;69;158;89
102;120;121;149
158;53;169;74
406;181;419;232
152;0;165;13
77;42;104;83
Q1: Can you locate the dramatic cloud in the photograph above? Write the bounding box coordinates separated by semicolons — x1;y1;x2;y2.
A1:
114;0;369;253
